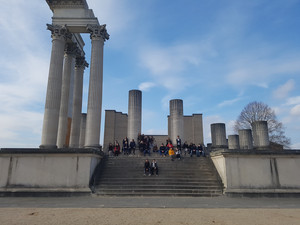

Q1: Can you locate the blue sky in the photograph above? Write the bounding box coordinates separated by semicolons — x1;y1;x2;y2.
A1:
0;0;300;148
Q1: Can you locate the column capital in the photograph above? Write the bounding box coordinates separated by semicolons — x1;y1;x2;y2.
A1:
75;56;89;69
65;43;80;56
87;24;109;41
47;24;70;41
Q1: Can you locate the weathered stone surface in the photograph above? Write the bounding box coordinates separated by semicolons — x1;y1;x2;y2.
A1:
211;123;227;148
127;90;142;142
252;121;270;149
169;99;184;144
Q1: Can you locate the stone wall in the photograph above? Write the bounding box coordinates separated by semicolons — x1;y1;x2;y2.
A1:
0;148;103;196
182;114;204;145
103;110;128;152
211;149;300;196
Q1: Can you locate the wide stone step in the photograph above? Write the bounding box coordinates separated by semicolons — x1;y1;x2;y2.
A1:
95;189;223;194
93;155;223;197
96;184;222;189
94;192;222;197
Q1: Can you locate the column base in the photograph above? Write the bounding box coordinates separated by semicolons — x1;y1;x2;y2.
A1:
39;145;58;149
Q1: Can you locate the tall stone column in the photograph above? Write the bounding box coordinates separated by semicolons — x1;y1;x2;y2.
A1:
211;123;227;148
40;24;68;149
69;57;88;148
252;121;270;149
169;99;184;144
238;129;253;149
84;25;109;148
79;113;87;148
128;90;142;142
57;43;77;148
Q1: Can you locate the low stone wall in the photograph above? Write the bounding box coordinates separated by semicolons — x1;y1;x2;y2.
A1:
211;149;300;197
0;148;103;196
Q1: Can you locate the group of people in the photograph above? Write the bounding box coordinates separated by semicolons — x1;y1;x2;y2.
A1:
108;138;137;156
108;135;205;158
158;136;205;160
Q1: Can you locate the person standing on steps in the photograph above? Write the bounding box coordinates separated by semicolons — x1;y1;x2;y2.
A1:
151;159;159;176
176;135;182;151
129;139;136;155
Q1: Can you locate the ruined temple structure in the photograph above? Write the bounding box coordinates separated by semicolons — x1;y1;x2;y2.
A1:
103;90;204;151
40;0;109;149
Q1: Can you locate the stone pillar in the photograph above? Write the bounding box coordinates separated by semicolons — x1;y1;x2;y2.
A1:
56;43;77;148
238;129;253;149
211;123;227;148
127;90;142;142
69;57;88;148
252;121;270;149
228;135;240;149
79;113;87;148
169;99;184;144
40;24;68;149
84;25;109;148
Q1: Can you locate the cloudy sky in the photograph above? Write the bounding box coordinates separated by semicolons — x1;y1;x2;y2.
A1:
0;0;300;148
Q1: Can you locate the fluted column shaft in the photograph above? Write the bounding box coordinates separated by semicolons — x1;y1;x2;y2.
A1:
128;90;142;141
57;43;77;148
40;24;67;148
79;113;87;148
85;25;109;148
69;57;88;148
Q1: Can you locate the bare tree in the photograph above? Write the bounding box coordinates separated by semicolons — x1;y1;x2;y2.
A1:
234;101;291;148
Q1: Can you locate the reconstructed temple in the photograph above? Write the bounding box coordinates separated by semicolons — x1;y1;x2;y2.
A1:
40;0;109;149
0;0;299;198
103;90;204;151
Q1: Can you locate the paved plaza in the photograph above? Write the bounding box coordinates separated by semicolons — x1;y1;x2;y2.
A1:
0;196;299;208
0;196;300;225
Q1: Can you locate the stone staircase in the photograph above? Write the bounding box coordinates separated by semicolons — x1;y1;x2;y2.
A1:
92;154;224;197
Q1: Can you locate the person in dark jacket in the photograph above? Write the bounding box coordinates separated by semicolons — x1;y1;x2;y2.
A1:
129;139;136;155
144;159;151;176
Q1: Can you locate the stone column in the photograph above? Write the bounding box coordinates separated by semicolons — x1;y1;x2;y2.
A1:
211;123;227;148
56;43;77;148
228;135;240;149
169;99;184;144
84;25;109;148
40;24;68;149
252;121;270;149
69;57;88;148
128;90;142;142
79;113;87;148
238;129;253;149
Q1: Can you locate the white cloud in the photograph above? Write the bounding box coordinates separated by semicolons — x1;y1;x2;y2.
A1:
290;105;300;116
138;40;216;93
0;0;50;147
218;97;241;108
273;79;295;99
286;96;300;106
226;54;300;89
138;82;156;92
